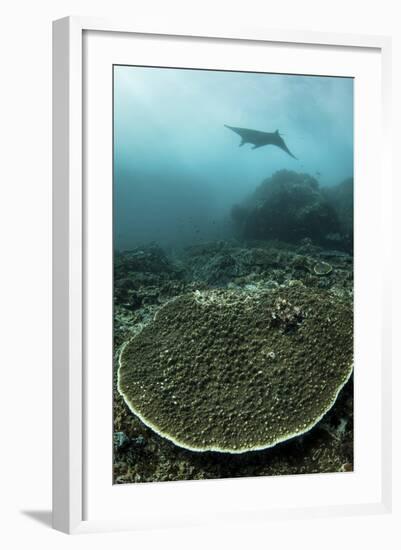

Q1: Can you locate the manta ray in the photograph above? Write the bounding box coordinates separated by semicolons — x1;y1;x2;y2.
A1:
224;124;297;159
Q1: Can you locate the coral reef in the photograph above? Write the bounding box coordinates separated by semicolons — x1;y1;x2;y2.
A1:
113;238;353;481
182;241;283;285
231;170;350;249
180;239;351;291
323;177;354;252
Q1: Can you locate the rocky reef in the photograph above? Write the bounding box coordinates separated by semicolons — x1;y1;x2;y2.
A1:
231;170;353;252
113;238;353;482
323;177;354;252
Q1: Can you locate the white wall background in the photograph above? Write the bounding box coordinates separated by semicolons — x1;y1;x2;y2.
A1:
0;1;399;548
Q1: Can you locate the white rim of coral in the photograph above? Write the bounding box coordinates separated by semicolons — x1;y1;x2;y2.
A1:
116;294;354;454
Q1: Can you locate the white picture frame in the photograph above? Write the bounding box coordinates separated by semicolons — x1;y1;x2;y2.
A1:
52;16;392;534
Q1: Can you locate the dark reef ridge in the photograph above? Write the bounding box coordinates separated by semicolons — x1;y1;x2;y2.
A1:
231;170;353;252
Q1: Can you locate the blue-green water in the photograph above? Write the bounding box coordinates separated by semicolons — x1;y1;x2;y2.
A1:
113;66;353;250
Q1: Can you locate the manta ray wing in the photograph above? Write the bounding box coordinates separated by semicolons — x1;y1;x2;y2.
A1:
224;125;266;144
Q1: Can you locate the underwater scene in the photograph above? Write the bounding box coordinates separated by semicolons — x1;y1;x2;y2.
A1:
113;65;354;483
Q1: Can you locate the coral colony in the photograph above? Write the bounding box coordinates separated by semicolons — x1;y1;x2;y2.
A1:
118;286;352;453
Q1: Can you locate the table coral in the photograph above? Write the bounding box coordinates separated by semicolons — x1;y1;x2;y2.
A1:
118;286;353;453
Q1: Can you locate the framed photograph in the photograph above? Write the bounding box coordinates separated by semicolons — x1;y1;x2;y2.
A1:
52;17;392;534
